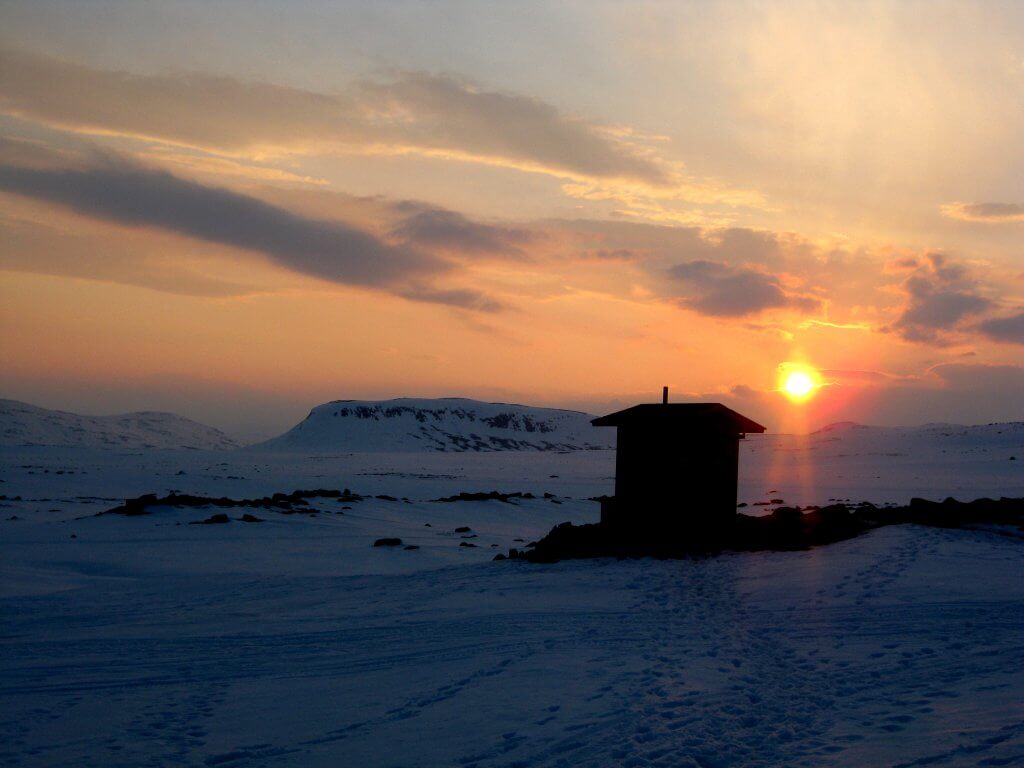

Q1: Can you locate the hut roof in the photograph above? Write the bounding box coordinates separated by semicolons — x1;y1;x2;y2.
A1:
591;403;766;434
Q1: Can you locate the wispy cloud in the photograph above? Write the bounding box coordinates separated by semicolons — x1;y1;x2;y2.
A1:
0;48;666;185
941;202;1024;223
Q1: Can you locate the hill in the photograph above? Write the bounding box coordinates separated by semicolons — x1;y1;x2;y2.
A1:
0;399;238;450
253;397;612;452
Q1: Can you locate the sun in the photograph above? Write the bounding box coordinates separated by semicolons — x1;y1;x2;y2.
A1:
784;371;815;398
779;364;821;402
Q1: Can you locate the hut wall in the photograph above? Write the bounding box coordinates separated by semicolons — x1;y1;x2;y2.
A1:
610;425;739;533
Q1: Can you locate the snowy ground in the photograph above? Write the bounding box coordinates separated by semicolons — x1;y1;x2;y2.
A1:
1;437;1023;766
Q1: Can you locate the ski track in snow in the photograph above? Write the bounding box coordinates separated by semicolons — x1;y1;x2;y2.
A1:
2;526;1023;767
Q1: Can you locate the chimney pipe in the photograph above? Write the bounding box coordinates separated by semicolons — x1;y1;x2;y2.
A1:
662;386;669;404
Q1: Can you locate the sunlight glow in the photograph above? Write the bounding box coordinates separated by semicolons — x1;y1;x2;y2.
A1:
778;363;822;403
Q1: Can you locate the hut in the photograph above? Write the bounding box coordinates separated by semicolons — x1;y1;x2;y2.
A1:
592;389;766;539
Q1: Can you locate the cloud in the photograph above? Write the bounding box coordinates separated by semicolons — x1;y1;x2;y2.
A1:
941;202;1024;223
929;362;1024;387
398;285;504;312
0;48;666;184
578;248;640;261
666;260;821;317
390;204;534;256
0;158;443;285
977;311;1024;345
0;155;511;310
361;72;667;183
883;253;992;343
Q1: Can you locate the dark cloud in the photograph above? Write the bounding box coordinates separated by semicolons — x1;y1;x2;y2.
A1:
0;48;665;184
666;260;820;317
0;159;444;288
390;205;534;256
977;311;1024;345
884;253;992;343
942;202;1024;222
0;157;511;310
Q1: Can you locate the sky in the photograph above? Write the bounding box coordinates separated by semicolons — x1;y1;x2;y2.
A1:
0;0;1022;439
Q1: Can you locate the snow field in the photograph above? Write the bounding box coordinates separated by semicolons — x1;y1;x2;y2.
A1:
1;428;1022;767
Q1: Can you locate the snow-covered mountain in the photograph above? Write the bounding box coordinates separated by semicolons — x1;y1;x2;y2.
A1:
0;399;238;450
254;397;613;452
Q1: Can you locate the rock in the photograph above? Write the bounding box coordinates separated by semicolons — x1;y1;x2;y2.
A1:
373;537;403;547
433;491;535;503
403;545;420;550
190;513;231;525
493;553;507;560
239;514;263;523
376;494;398;501
454;526;472;533
459;541;478;548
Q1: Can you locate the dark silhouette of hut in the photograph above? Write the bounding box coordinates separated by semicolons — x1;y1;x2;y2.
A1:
592;388;766;541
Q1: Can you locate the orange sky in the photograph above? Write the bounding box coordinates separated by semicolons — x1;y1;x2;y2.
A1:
0;3;1021;437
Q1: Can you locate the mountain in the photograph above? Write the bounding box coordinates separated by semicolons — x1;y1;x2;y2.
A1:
0;399;238;450
253;398;613;452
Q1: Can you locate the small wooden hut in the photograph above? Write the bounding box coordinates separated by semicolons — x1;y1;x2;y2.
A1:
592;390;766;538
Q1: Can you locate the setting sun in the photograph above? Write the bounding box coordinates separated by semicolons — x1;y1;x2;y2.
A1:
784;371;815;398
779;364;821;402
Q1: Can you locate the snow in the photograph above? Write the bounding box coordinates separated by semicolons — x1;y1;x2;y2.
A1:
1;414;1022;766
0;399;238;450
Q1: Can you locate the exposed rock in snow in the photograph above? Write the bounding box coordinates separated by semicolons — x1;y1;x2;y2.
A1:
253;397;612;453
0;399;237;450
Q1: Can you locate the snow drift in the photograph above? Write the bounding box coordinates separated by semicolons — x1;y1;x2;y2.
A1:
0;399;237;450
254;397;613;453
